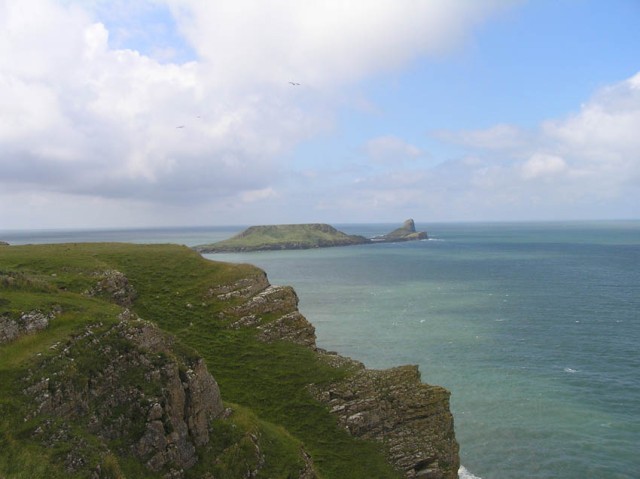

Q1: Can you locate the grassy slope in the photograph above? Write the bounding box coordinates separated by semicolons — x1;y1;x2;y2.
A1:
0;243;401;479
195;224;369;252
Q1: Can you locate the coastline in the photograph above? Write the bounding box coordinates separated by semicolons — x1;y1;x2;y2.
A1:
3;221;640;478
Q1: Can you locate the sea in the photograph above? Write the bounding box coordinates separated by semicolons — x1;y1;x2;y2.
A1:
2;221;639;479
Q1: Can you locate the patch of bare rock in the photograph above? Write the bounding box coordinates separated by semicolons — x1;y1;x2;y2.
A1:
211;272;460;479
0;307;61;344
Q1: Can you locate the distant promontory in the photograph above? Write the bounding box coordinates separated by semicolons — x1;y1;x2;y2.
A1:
372;219;428;243
194;219;428;253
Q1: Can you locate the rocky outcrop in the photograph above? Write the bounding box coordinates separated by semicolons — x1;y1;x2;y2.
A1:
374;219;428;242
85;269;137;306
24;317;224;477
0;307;60;344
206;272;270;301
257;310;317;348
206;273;459;479
134;358;222;472
213;276;317;348
0;240;9;246
309;364;459;479
6;246;456;478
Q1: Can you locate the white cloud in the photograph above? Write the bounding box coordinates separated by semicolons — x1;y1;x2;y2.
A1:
0;0;523;227
240;187;278;204
308;71;640;222
166;0;514;88
364;136;423;164
520;154;567;180
422;71;640;219
542;72;640;173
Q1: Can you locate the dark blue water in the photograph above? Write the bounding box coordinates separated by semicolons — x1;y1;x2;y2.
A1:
3;221;639;478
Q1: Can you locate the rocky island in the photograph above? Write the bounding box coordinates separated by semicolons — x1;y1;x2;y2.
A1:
373;219;428;242
194;219;428;253
0;242;458;478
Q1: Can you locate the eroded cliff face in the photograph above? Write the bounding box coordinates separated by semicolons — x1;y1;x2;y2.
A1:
209;273;460;479
13;269;320;479
23;314;224;477
309;363;459;479
209;271;317;348
8;259;457;479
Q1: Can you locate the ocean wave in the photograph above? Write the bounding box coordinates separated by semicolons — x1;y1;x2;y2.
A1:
459;465;482;479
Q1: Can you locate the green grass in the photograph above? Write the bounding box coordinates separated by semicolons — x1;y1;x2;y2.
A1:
194;223;369;252
0;243;402;479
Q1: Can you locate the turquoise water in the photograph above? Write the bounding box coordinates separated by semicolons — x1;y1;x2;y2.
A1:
210;222;640;479
3;221;639;478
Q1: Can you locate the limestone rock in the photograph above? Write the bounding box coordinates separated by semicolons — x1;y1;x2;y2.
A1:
214;277;318;348
257;311;316;348
24;318;224;476
309;364;459;479
85;270;137;306
214;271;459;478
0;308;60;344
206;272;270;301
231;285;300;317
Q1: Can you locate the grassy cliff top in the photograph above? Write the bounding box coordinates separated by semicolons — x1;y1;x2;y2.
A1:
0;242;404;479
194;223;370;253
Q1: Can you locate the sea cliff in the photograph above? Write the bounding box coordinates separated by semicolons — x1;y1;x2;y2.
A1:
0;243;458;478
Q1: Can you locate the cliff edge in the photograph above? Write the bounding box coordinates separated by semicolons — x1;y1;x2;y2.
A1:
0;243;458;478
210;270;459;478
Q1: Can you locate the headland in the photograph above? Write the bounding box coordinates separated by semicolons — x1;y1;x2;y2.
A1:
194;219;428;253
0;242;458;478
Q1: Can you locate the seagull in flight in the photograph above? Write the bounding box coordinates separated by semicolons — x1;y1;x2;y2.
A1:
176;125;185;129
289;81;300;86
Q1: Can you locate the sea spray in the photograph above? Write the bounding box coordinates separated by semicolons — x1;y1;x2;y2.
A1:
459;466;482;479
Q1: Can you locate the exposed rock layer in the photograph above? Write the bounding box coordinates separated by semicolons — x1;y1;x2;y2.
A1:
24;317;224;477
309;364;459;478
85;269;137;306
0;308;60;344
210;272;459;479
7;252;457;478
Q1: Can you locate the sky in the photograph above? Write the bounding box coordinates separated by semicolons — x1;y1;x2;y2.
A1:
1;0;639;229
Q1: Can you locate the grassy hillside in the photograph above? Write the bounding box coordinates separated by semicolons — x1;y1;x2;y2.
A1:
0;243;402;478
194;224;369;252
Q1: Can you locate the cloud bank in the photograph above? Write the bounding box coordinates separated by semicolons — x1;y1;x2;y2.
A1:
1;0;636;227
339;72;640;221
0;0;519;227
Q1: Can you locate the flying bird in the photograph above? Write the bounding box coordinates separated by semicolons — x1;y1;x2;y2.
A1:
289;81;300;86
176;125;185;129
